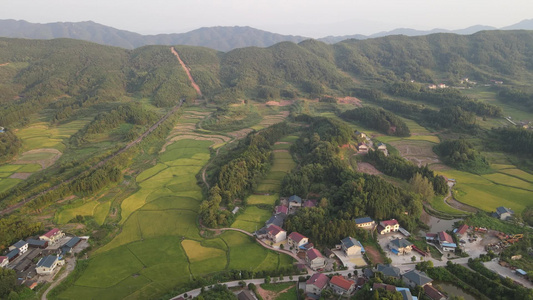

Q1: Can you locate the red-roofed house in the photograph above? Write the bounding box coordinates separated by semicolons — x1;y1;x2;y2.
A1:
329;275;355;295
425;233;437;241
455;224;469;237
306;249;326;270
305;273;329;295
267;225;286;243
39;228;64;245
378;219;399;234
303;200;316;208
0;256;8;268
288;232;308;248
275;205;288;215
437;231;457;252
424;285;446;300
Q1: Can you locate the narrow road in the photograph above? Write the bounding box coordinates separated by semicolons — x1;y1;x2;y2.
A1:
171;47;202;97
0;99;184;216
41;257;76;300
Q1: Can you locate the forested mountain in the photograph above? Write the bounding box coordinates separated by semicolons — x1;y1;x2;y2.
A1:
0;20;308;52
1;19;532;52
1;30;533;126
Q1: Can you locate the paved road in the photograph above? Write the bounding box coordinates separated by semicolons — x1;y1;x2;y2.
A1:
0;99;184;216
170;269;359;299
41;257;76;300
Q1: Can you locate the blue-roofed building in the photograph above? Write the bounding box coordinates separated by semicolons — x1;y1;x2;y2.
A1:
36;255;61;275
516;269;527;276
495;206;514;220
61;237;81;254
341;237;362;256
9;240;28;254
288;195;302;208
27;239;48;249
6;249;19;262
354;217;375;228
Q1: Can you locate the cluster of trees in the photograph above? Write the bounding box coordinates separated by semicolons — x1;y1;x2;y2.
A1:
0;215;42;251
194;284;237;300
341;107;410;136
282;116;425;236
499;87;533;112
434;139;491;173
446;262;533;300
71;166;123;196
489;127;533;157
70;104;159;146
200;123;291;227
0;130;21;163
351;87;478;131
366;150;448;195
389;82;503;117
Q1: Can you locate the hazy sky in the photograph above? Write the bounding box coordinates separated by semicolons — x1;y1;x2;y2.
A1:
1;0;532;37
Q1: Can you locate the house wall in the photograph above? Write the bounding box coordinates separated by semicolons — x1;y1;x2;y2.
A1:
305;284;322;295
441;246;455;252
20;244;28;254
356;222;374;228
271;232;286;243
344;245;361;256
329;283;354;295
308;257;326;270
0;260;8;268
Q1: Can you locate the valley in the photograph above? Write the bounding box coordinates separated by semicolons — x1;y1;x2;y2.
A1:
0;32;531;300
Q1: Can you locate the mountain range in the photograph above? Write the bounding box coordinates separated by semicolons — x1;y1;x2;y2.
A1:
1;19;533;51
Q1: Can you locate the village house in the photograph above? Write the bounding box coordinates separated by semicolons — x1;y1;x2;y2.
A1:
306;248;326;270
267;225;286;243
437;231;457;252
377;219;400;234
61;237;82;254
0;256;8;268
265;214;286;228
495;206;514;220
376;264;401;279
340;237;362;256
35;255;62;275
388;238;413;255
357;142;369;153
305;273;329;295
288;195;302;208
287;232;308;248
355;130;368;140
9;240;28;254
39;228;65;245
27;239;48;249
437;83;447;89
354;217;375;228
424;285;446;300
376;142;387;152
454;224;469;237
237;290;258;300
402;269;433;288
373;283;396;292
302;200;316;208
428;84;437;89
329;275;355;295
6;249;19;263
275;205;288;215
396;287;415;300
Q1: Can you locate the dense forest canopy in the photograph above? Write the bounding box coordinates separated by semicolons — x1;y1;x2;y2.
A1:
341;106;411;136
434;139;491;173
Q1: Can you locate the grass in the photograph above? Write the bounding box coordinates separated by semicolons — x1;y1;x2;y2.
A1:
438;169;531;214
16;119;89;152
429;195;468;216
181;239;226;263
261;282;294;292
273;286;297;300
0;178;22;193
231;206;272;232
94;201;112;225
481;173;533;190
16;163;42;172
57;201;100;224
247;194;278;205
18;152;57;161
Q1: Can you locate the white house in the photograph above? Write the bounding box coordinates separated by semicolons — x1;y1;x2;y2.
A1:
36;256;62;275
287;232;308;248
288;195;302;208
39;228;65;245
9;240;28;254
305;273;329;295
0;256;8;268
378;219;399;234
267;225;286;243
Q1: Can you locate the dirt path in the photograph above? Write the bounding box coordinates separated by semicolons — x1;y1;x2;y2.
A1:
0;63;9;67
41;257;76;300
256;284;295;300
171;47;202;97
0;100;184;216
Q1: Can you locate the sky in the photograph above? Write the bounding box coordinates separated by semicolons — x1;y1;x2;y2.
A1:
1;0;532;37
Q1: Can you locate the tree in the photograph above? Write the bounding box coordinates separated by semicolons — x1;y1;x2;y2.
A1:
0;269;17;299
264;276;271;284
409;173;435;201
411;256;416;262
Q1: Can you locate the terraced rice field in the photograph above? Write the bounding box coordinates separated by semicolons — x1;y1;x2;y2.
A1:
58;109;293;300
438;168;533;214
232;135;298;233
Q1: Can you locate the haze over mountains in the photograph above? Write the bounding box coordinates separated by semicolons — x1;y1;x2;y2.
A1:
1;19;533;52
